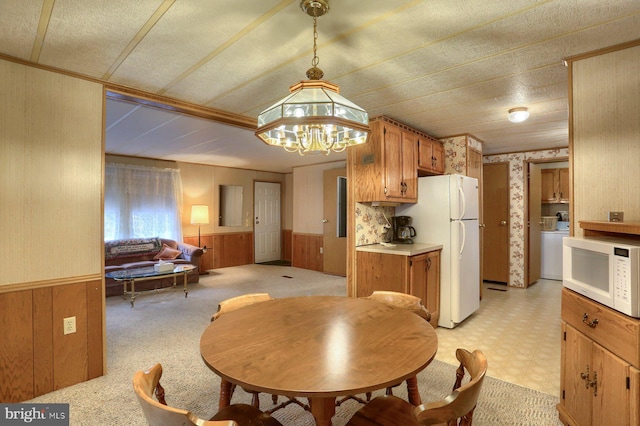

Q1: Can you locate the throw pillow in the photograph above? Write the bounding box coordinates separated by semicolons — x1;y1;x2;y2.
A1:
153;244;182;260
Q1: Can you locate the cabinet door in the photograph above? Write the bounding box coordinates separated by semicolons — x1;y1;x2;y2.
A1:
563;324;593;426
409;251;440;328
541;169;557;203
409;253;428;304
432;141;444;174
559;168;570;202
383;124;404;199
401;131;417;200
425;250;440;327
592;342;630;425
417;138;433;172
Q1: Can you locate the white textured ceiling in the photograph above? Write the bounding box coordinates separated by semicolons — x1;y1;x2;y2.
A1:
2;0;639;173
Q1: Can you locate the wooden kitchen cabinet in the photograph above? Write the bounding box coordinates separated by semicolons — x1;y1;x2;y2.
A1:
417;137;445;176
558;288;640;426
356;249;441;328
353;116;430;203
541;168;569;203
409;251;440;327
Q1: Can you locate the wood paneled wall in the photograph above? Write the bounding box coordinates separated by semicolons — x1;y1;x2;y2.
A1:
183;234;214;272
283;229;293;262
213;232;254;268
292;233;323;272
0;58;105;402
0;279;103;402
569;42;640;233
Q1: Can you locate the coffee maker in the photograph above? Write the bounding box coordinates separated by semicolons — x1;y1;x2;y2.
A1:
392;216;416;244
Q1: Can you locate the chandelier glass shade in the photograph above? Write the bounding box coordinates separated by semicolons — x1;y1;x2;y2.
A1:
255;0;369;155
256;80;369;155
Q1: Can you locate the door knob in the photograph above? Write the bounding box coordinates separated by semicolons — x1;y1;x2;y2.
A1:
500;220;507;226
322;219;328;223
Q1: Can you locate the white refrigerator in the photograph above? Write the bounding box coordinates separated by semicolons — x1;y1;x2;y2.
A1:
397;174;480;328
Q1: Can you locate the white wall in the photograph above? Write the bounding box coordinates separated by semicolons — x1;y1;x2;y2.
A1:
293;161;346;234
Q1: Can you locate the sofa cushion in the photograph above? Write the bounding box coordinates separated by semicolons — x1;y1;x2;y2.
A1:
153;244;182;260
105;237;162;261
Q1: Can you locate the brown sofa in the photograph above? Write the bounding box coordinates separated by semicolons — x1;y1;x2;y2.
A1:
104;237;203;297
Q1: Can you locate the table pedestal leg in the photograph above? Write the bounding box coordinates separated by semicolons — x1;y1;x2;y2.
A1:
406;375;422;405
183;272;188;298
309;397;335;426
219;379;232;411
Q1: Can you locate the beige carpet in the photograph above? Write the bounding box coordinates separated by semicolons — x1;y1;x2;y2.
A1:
29;264;561;425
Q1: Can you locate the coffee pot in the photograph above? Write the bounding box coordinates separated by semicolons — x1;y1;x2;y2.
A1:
392;216;417;244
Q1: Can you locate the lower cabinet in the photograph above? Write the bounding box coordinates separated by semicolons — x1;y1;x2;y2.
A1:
558;289;640;425
355;250;440;328
408;251;440;328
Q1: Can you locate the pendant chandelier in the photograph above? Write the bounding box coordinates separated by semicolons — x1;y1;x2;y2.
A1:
255;0;370;156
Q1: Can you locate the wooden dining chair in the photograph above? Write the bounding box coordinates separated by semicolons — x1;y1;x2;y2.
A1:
363;291;432;322
364;291;432;400
211;293;278;408
345;348;488;426
210;292;275;322
133;363;283;426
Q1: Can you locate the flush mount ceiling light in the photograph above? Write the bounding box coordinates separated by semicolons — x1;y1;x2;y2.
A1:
255;0;370;156
508;107;530;123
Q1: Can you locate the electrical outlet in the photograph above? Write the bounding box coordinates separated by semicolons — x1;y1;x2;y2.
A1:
63;317;76;335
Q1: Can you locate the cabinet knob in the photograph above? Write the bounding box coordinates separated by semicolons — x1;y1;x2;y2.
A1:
500;220;507;226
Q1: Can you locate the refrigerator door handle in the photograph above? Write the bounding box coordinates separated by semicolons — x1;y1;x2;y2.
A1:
458;185;466;220
459;220;466;260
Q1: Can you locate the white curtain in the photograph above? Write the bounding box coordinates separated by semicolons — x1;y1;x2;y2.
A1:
104;163;183;241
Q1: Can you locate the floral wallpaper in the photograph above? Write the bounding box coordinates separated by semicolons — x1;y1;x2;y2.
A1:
442;135;483;175
354;203;395;246
484;148;570;288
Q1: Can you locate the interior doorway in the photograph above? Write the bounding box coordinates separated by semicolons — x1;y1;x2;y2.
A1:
482;163;510;284
525;159;569;286
254;181;281;264
322;168;347;276
527;163;542;286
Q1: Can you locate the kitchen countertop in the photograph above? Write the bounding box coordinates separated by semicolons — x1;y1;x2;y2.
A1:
355;242;443;256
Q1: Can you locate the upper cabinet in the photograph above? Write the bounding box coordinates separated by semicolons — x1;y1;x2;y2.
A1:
541;168;569;203
352;116;440;203
352;117;418;203
417;137;445;176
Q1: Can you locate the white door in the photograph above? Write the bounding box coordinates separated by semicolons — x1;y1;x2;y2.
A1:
254;182;281;263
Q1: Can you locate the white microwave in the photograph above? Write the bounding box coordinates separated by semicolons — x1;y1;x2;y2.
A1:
563;236;640;318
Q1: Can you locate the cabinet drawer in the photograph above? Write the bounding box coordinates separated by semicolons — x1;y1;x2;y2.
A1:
562;288;640;368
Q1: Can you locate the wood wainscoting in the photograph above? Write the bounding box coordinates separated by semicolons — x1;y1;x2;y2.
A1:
283;229;292;262
183;235;214;272
213;232;254;268
292;233;323;272
0;278;104;402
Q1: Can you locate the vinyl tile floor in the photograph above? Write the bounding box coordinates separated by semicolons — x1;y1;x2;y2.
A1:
434;279;562;396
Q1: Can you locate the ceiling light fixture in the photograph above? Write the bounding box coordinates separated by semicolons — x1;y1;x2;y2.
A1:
255;0;369;156
508;107;529;123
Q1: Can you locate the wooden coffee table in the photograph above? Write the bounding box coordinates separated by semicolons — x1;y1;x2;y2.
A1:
200;295;438;426
105;264;195;307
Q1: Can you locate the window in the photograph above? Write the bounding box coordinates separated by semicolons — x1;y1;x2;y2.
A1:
104;163;183;241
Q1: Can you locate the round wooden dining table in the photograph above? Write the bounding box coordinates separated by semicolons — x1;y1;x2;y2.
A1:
200;295;438;426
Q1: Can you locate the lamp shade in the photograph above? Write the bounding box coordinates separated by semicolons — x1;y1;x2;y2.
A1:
190;205;209;225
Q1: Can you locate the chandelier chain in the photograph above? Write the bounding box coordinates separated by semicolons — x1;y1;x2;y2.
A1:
312;15;319;68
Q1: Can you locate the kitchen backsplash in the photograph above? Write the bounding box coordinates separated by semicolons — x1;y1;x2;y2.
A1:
355;203;395;246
